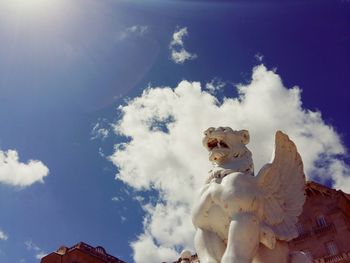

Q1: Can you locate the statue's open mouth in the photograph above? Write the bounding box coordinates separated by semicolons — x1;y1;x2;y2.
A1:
207;138;229;150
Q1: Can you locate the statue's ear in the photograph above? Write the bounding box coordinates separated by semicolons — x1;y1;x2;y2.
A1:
240;130;250;145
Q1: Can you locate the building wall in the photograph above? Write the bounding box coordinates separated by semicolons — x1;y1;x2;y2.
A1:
288;182;350;263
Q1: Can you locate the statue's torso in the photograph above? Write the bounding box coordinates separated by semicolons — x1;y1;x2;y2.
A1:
192;171;259;241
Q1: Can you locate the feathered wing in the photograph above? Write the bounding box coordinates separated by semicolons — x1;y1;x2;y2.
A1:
256;131;306;241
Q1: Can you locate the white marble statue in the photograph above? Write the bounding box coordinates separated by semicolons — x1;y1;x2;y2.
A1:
191;127;311;263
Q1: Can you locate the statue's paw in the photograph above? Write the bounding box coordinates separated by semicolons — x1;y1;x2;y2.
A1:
260;225;276;249
263;235;276;250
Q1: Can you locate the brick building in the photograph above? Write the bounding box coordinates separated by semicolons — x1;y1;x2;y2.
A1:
288;181;350;263
40;242;126;263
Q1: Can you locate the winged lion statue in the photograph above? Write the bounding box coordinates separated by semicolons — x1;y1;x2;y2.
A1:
191;127;311;263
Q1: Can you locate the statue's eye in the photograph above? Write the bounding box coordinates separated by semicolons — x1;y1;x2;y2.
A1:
233;153;239;158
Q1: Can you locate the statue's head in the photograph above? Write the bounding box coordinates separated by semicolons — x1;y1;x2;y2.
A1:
202;127;253;172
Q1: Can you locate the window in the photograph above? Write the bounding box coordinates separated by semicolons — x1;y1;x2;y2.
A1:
326;241;339;256
316;215;327;227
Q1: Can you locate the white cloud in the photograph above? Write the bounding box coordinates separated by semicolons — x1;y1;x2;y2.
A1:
25;240;47;260
0;229;8;241
169;27;197;64
110;65;350;262
35;252;47;260
170;49;197;65
91;121;110;140
127;25;148;34
117;25;149;41
111;196;124;202
98;147;105;158
133;195;145;203
0;150;49;187
205;78;226;94
25;240;41;251
170;27;188;46
120;216;127;223
255;52;264;62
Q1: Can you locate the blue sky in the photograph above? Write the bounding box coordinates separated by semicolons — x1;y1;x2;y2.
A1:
0;0;349;262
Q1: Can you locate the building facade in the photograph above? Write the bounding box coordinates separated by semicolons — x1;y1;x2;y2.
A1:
288;181;350;263
41;242;126;263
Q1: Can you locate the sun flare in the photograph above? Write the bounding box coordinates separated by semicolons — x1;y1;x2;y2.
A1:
4;0;60;13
